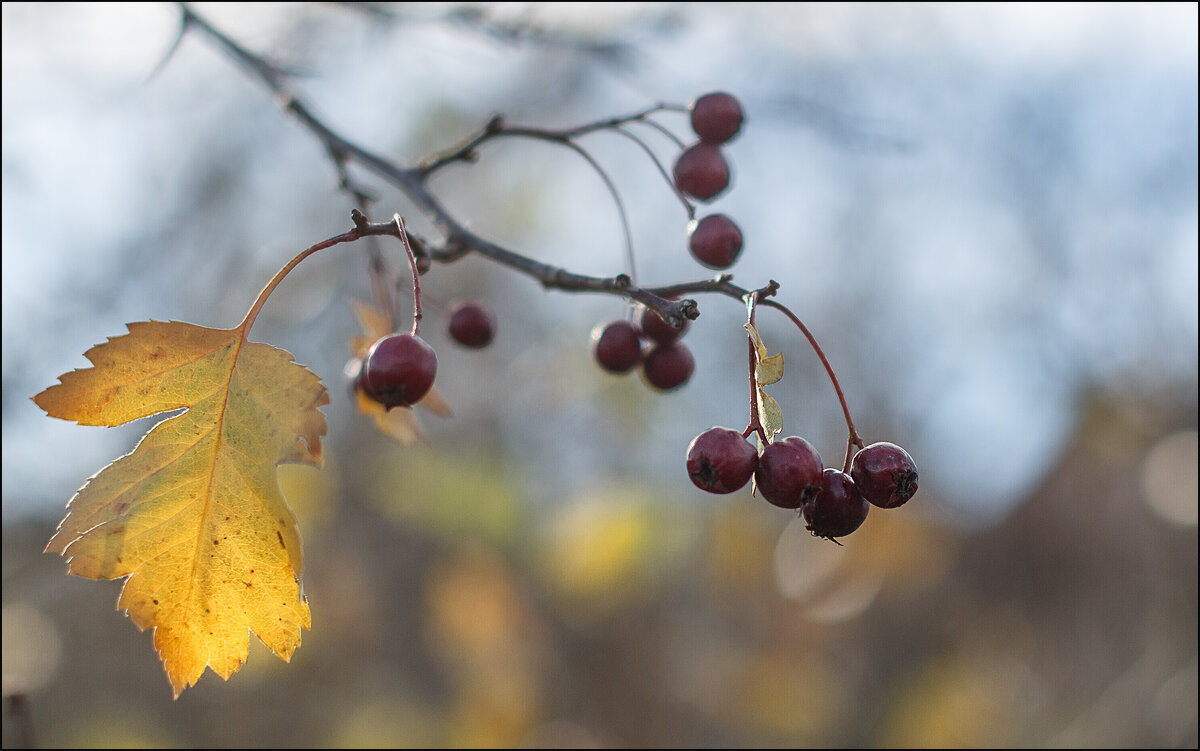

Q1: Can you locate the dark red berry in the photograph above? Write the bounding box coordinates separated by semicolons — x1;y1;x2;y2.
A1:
448;300;496;348
687;427;757;494
639;304;687;344
641;341;695;391
673;142;731;202
688;214;743;269
690;92;744;144
592;320;642;373
754;436;823;509
362;333;438;409
850;442;919;508
803;469;869;541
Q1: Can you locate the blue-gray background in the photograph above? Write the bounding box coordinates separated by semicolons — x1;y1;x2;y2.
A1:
3;4;1196;747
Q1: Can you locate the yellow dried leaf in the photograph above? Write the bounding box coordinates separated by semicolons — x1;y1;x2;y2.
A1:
745;322;785;443
35;319;328;697
352;381;453;445
349;298;394;354
758;392;783;443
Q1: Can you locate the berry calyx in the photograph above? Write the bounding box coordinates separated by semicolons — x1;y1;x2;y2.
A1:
447;300;496;348
592;320;642;373
754;436;823;509
361;333;438;409
850;441;919;508
686;427;758;494
673;142;731;202
688;214;743;269
641;341;695;391
639;304;688;344
690;92;744;144
803;469;869;541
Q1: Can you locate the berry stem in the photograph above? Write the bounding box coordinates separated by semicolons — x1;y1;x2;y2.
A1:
559;140;638;284
636;116;688;151
741;293;769;445
759;299;865;461
352;197;401;332
393;214;423;336
418;103;680;176
743;336;768;444
611;125;695;220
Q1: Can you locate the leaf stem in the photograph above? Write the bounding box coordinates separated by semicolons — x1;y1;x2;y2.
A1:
238;230;360;336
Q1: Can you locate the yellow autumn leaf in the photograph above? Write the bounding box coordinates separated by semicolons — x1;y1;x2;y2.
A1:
35;319;328;697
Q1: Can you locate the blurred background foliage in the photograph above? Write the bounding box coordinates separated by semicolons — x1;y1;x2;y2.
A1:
2;2;1196;748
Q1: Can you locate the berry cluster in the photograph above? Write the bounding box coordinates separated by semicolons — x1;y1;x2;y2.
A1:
674;92;742;202
584;92;753;391
342;91;920;544
675;92;746;271
687;429;918;542
591;304;695;391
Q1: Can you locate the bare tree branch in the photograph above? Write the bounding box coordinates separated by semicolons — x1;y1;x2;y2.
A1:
173;2;865;451
176;3;704;326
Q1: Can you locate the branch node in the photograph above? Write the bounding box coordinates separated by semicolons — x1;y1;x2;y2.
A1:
752;279;780;299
